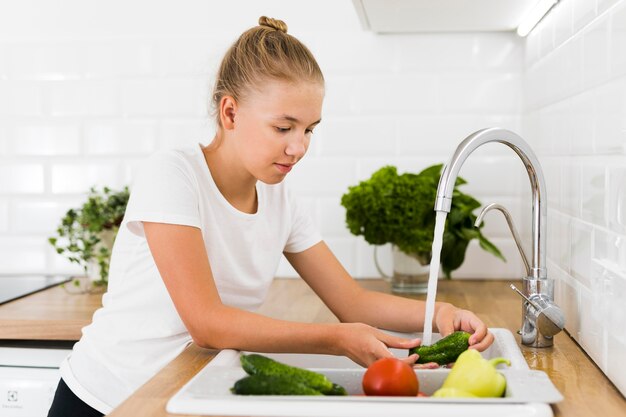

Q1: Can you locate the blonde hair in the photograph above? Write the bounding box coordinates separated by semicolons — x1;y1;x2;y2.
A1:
211;16;324;127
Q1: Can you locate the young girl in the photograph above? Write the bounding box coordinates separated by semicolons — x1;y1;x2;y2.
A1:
48;16;494;416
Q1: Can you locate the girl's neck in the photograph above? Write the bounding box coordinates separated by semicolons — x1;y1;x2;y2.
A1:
202;135;258;214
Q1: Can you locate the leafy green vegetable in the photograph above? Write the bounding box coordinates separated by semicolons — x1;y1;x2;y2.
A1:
340;164;504;277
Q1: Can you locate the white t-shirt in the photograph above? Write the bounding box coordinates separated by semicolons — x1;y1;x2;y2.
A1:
60;144;322;413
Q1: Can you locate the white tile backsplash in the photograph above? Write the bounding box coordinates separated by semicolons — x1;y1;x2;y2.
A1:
321;75;359;117
593;228;622;266
121;78;208;117
606;331;626;395
158;119;214;149
0;127;7;155
523;0;626;395
84;120;157;155
396;114;522;156
394;33;477;71
85;41;153;78
570;220;593;286
10;199;80;233
44;79;119;116
0;80;43;116
573;0;599;33
153;38;221;77
316;32;397;74
579;282;607;368
439;72;522;113
611;2;626;76
1;8;525;283
582;14;611;90
317;198;352;238
606;163;626;234
0;201;8;232
569;92;595;155
581;160;607;225
353;74;440;115
593;77;626;154
318;117;397;157
599;0;622;13
7;43;84;80
50;162;127;194
286;157;357;198
554;0;575;46
0;237;48;272
0;164;45;194
12;124;81;156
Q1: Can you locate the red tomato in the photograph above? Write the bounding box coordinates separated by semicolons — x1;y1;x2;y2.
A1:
362;358;419;396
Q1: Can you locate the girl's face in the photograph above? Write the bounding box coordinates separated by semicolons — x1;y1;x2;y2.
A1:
232;79;324;185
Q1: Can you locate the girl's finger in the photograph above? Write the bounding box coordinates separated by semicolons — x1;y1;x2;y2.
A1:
437;319;456;337
399;353;418;365
413;362;440;369
381;334;422;349
468;331;494;352
467;321;488;345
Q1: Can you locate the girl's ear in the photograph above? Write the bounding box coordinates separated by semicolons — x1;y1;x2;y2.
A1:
219;96;237;130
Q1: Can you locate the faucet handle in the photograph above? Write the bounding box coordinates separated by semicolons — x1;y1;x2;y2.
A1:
510;284;565;338
475;203;531;276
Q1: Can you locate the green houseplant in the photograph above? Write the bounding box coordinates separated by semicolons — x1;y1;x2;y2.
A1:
340;164;504;278
49;186;130;289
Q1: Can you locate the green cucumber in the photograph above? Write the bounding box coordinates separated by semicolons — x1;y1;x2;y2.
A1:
240;354;347;396
409;331;471;364
231;374;323;395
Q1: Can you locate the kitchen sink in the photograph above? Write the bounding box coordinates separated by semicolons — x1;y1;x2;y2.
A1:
167;328;562;417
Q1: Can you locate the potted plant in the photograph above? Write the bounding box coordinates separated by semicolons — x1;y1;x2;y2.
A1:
341;164;504;291
49;186;130;291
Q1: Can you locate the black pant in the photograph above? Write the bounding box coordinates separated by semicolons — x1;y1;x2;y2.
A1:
48;378;104;417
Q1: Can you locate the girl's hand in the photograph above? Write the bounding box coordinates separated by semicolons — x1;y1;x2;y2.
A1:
434;303;494;351
334;323;421;367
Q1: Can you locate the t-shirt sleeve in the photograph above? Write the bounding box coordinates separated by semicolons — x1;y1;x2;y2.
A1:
124;151;201;237
283;189;322;253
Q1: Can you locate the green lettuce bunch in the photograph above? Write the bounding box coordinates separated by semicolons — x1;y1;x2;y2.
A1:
340;164;504;277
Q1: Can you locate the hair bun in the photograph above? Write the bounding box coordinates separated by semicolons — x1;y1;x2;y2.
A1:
258;16;288;33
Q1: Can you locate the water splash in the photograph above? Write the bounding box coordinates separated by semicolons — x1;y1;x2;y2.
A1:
422;210;447;346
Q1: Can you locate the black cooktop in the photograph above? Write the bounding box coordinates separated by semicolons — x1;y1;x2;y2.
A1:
0;275;71;305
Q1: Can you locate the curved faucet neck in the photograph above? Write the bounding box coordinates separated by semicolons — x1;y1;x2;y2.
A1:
435;127;547;279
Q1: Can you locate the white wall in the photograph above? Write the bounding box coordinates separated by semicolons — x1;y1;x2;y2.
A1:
0;0;525;279
522;0;626;395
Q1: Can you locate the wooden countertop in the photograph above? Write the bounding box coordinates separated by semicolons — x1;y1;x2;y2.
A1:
0;284;102;340
1;278;624;416
110;279;626;417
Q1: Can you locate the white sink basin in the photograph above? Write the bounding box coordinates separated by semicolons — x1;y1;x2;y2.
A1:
167;328;562;417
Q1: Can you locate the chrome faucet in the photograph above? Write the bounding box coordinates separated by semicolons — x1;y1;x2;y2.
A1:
434;127;565;348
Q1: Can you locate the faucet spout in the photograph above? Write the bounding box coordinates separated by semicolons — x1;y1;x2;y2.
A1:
435;127;563;347
434;127;547;280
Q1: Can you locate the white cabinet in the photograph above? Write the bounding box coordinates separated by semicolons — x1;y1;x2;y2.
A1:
0;344;71;417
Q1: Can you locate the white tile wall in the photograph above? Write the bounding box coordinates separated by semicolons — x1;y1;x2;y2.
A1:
0;164;45;194
523;0;626;395
0;0;528;281
50;161;129;194
84;120;157;155
0;202;8;232
12;123;81;156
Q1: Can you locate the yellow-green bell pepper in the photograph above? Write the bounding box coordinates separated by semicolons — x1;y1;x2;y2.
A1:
433;349;510;398
432;387;477;398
